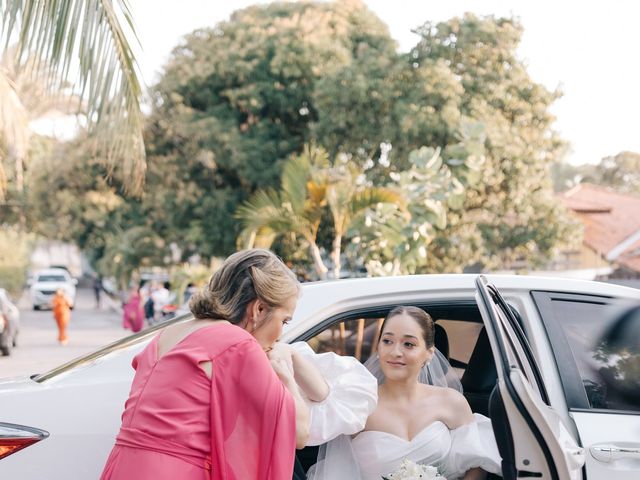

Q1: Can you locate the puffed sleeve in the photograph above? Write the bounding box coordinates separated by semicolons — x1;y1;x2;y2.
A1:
443;413;502;479
290;342;378;446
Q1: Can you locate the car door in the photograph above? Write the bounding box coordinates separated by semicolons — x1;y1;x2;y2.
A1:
475;275;585;480
532;291;640;480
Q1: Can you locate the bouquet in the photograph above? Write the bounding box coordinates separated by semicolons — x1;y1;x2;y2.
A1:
382;458;446;480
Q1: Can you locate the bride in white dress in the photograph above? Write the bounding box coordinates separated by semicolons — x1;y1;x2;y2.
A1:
306;306;502;480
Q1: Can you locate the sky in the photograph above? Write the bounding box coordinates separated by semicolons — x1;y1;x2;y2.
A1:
127;0;640;166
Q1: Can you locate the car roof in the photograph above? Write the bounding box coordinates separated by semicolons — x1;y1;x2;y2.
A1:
35;268;70;276
291;274;640;326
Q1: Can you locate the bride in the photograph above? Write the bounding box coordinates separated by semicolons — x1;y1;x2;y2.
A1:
307;306;502;480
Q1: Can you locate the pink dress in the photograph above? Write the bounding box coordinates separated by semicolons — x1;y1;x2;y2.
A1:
122;292;144;332
100;323;296;480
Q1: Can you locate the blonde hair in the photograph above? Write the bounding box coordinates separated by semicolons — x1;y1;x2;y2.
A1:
189;249;300;325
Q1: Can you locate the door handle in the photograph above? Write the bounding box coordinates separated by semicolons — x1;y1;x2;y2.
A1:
590;443;640;463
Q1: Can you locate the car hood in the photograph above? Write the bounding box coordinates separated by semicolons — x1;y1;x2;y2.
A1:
0;375;39;393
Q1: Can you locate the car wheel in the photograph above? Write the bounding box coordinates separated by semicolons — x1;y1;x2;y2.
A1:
0;345;9;356
33;305;40;311
12;335;17;347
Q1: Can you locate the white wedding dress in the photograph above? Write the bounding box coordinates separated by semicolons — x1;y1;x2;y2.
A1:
292;342;502;480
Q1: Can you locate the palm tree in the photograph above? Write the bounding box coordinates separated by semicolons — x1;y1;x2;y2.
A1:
237;146;406;280
0;47;80;203
0;0;145;197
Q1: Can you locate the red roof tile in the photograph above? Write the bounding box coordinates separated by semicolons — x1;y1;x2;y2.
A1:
560;184;640;256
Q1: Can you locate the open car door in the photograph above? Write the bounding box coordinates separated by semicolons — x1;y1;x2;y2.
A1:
475;275;585;480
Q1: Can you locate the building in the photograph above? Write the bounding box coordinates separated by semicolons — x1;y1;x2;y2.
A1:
558;184;640;284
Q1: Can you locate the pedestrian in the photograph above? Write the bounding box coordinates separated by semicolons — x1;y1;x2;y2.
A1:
183;282;197;304
100;249;313;479
122;286;144;333
151;281;171;321
93;275;103;309
52;289;71;346
143;283;155;326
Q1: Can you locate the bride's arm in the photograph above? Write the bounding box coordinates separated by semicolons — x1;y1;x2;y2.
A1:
292;348;330;402
270;342;330;402
440;389;491;480
441;388;474;429
463;467;487;480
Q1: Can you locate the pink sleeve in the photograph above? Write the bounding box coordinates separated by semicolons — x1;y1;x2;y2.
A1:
209;339;296;480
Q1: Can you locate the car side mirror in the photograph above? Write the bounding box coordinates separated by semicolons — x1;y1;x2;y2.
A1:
594;305;640;408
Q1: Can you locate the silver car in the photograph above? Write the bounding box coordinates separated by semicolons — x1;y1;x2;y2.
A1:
0;288;20;356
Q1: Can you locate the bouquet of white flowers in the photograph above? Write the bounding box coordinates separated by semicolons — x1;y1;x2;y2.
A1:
382;458;446;480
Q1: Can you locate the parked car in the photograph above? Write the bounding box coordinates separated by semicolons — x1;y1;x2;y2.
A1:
29;268;77;310
1;274;639;479
0;289;20;356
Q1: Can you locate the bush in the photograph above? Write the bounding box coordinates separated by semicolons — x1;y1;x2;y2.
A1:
0;227;35;297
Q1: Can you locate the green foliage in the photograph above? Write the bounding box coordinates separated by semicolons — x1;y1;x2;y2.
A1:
552;151;640;196
0;226;34;296
237;145;405;279
16;5;577;280
409;14;575;269
347;122;485;275
98;227;169;290
144;0;395;256
1;0;146;194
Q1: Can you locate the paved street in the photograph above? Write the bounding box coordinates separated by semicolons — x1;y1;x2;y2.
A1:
0;288;130;379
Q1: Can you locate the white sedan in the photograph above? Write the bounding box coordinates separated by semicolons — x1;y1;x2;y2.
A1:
1;274;639;480
29;268;77;310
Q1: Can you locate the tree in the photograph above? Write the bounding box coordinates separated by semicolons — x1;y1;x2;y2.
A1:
589;151;640;194
409;14;576;270
0;0;146;195
311;13;576;270
145;0;396;256
236;145;405;279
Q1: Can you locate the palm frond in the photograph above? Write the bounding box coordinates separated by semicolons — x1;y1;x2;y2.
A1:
281;154;310;214
350;187;408;217
1;0;146;193
0;69;29;200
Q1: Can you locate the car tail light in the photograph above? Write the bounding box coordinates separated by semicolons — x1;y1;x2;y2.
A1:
0;423;49;460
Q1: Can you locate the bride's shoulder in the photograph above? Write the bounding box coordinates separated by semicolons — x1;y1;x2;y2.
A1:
419;384;473;429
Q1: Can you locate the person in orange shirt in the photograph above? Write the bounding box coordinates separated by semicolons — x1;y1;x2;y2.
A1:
52;289;71;345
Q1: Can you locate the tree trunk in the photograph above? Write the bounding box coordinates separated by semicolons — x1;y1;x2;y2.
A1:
14;152;26;230
308;241;328;280
331;234;342;279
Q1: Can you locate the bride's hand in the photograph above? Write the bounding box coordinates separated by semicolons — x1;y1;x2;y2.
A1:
268;342;295;381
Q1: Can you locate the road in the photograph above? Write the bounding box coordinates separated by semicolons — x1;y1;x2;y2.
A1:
0;288;130;379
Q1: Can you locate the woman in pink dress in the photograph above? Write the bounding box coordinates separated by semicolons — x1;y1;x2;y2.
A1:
100;249;311;480
122;286;144;333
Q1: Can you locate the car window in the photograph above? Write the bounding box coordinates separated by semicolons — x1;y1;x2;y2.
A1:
307;316;383;364
534;292;639;412
37;275;67;282
305;306;483;376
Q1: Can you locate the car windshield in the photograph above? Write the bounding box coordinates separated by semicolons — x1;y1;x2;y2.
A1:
37;275;66;282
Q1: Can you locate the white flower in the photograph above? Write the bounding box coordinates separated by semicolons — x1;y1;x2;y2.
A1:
382;459;446;480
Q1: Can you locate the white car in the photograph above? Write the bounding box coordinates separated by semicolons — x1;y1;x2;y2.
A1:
0;289;20;356
29;268;77;310
1;274;639;479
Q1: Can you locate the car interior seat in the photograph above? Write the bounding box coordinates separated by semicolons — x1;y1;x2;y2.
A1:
461;327;498;416
433;322;450;361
